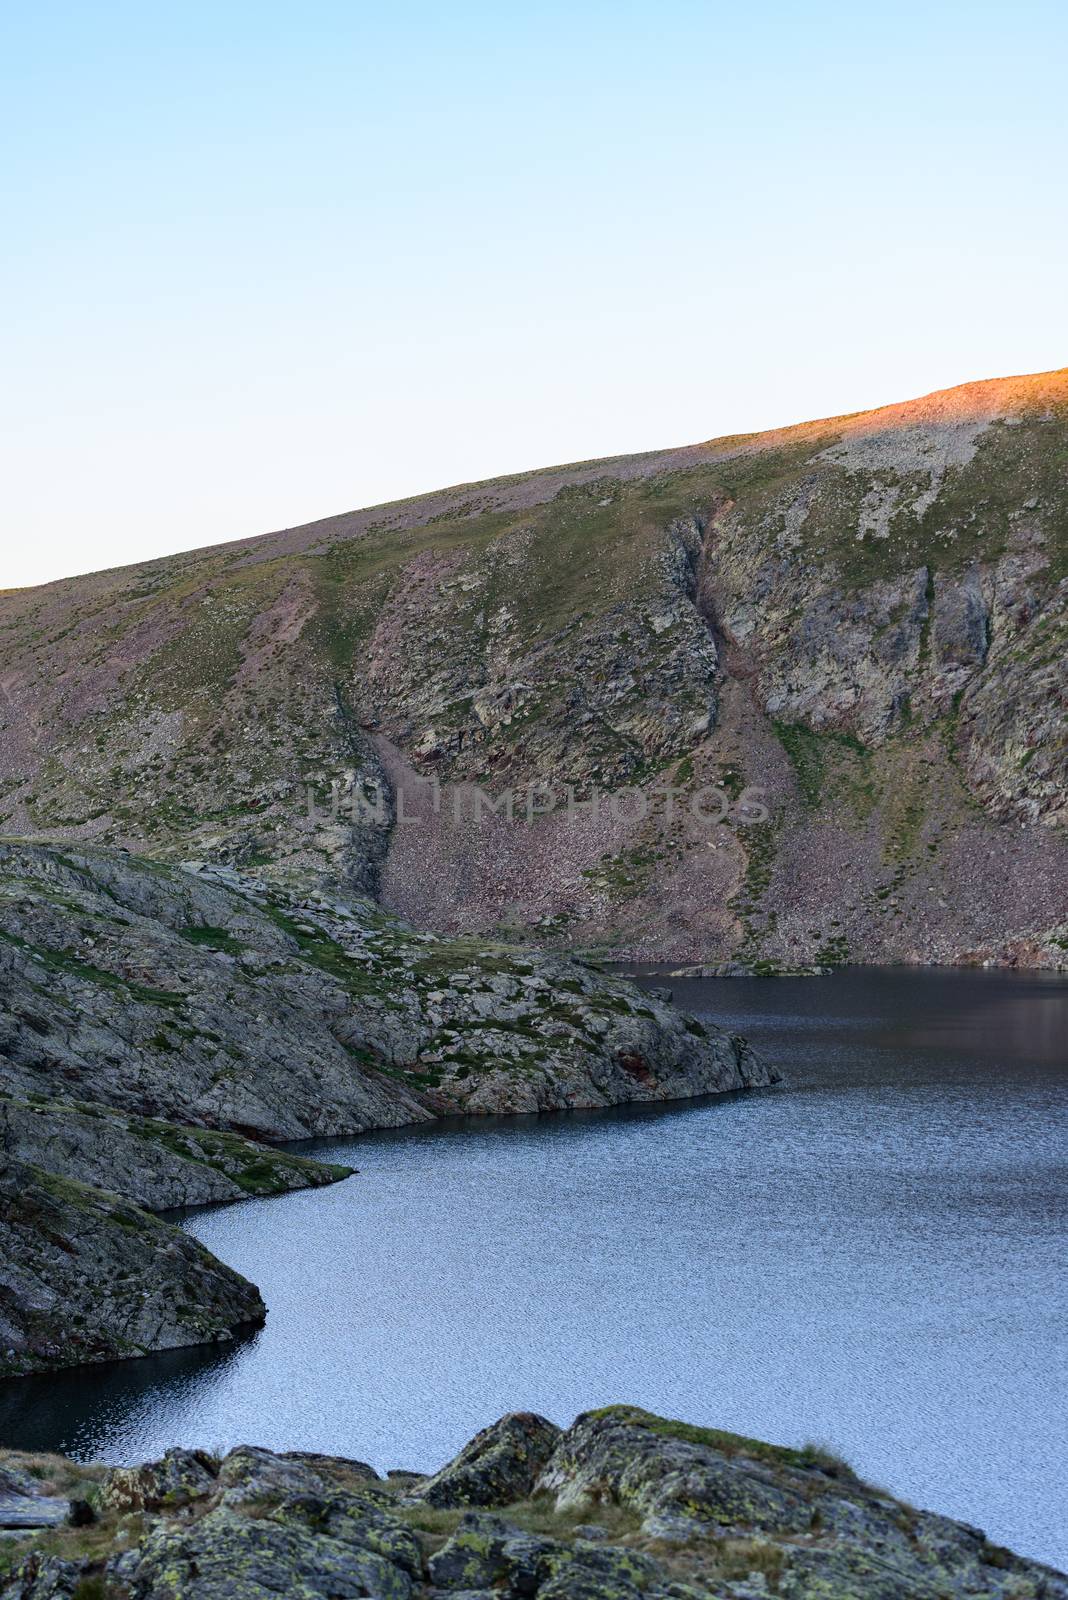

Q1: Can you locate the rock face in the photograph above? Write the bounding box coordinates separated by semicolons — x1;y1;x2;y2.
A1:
1;1406;1064;1598
0;1160;264;1377
0;368;1064;969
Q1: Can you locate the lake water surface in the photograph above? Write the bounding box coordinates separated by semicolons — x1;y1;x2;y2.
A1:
2;969;1066;1568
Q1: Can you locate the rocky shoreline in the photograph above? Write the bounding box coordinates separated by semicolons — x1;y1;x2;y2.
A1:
0;840;776;1378
1;1405;1063;1598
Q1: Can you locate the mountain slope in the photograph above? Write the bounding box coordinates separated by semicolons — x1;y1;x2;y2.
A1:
1;368;1065;967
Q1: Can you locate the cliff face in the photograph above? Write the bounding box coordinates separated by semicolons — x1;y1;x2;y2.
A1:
1;1407;1064;1598
0;369;1064;967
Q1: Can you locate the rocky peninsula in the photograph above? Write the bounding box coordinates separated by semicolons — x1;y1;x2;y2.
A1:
0;840;774;1377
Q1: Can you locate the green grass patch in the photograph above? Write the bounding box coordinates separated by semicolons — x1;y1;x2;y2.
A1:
772;721;872;813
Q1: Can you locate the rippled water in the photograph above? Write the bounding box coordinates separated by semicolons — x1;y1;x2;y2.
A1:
2;969;1066;1568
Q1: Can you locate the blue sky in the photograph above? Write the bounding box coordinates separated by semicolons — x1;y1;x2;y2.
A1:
2;1;1065;586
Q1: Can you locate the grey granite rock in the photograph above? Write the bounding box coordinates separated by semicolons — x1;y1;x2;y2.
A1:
0;1094;353;1210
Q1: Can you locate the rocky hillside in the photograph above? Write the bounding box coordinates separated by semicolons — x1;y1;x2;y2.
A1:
1;368;1065;968
0;840;772;1376
1;1406;1063;1598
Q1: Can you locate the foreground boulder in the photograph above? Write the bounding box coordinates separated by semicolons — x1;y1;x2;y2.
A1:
0;1407;1064;1599
97;1448;221;1514
537;1406;1068;1594
427;1512;659;1597
414;1412;561;1507
0;1159;264;1378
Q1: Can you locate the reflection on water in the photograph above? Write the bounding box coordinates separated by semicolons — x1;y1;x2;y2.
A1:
0;1336;261;1458
1;968;1065;1570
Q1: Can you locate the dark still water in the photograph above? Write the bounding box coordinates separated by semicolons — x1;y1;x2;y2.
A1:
2;969;1066;1568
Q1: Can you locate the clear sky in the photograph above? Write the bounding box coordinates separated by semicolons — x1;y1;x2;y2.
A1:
2;1;1065;589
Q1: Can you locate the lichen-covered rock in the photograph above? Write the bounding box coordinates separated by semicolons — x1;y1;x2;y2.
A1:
0;1159;264;1378
1;1415;1064;1600
98;1447;219;1513
427;1511;661;1595
538;1406;812;1536
416;1413;561;1508
0;1554;89;1600
216;1444;380;1504
536;1406;1068;1597
110;1452;422;1600
275;1450;381;1485
112;1502;416;1600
